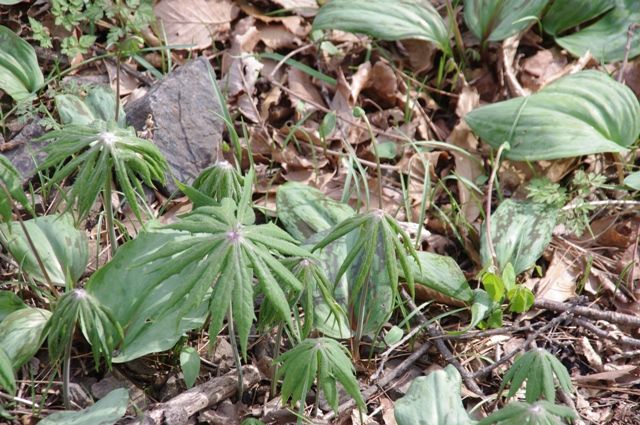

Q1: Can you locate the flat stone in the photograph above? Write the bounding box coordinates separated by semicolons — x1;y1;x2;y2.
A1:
2;120;48;181
125;57;224;194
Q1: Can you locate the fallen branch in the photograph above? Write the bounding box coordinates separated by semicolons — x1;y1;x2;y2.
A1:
123;365;260;425
534;299;640;328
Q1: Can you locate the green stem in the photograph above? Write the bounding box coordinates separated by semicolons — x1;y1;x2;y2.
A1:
103;172;118;256
62;330;74;409
270;324;283;396
227;301;244;397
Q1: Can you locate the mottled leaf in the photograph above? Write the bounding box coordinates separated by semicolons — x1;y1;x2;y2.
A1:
0;307;50;369
39;388;129;425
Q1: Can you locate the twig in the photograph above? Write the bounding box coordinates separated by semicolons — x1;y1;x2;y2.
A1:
484;143;509;271
473;310;574;379
571;317;640;349
0;392;40;408
617;23;639;83
401;289;485;396
534;299;640;328
322;340;433;421
561;199;640;211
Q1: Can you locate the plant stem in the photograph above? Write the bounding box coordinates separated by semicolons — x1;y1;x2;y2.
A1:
361;115;383;210
62;330;74;409
227;301;244;397
484;143;508;272
270;324;283;396
115;57;121;123
103;172;118;256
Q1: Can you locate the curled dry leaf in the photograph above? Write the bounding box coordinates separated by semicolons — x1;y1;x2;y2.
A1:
521;48;568;92
154;0;239;49
526;251;577;303
364;61;398;108
399;39;437;74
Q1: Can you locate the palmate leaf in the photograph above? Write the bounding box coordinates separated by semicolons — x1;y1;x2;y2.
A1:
465;71;640;161
501;348;573;403
313;0;451;55
37;120;167;221
275;338;365;413
477;401;576;425
190;160;243;205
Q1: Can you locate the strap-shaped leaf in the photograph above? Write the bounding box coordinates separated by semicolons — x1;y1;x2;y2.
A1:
542;0;613;35
0;25;43;101
464;0;548;42
313;0;451;54
465;71;640;160
0;347;16;395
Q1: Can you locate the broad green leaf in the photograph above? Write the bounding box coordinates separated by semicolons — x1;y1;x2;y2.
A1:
277;182;355;242
0;154;34;222
83;85;126;127
502;263;516;292
0;291;26;322
477;400;576;425
394;365;476;425
404;251;473;302
481;272;505;302
0;347;15;395
0;25;44;101
0;214;88;286
469;289;494;329
550;0;640;63
55;94;96;126
481;200;557;274
313;0;451;54
0;307;50;369
384;325;404;346
87;231;209;362
507;286;534;313
625;171;640;190
39;388;129;425
464;0;548;43
465;71;640;160
542;0;613;35
180;346;200;388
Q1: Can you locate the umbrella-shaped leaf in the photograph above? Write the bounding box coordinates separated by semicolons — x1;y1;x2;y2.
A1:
480;200;557;274
465;71;640;161
477;401;576;425
0;25;44;101
313;0;450;54
464;0;548;43
0;214;88;286
395;365;476;425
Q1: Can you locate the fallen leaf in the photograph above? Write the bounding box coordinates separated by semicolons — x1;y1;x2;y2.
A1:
287;67;326;109
154;0;239;49
271;0;318;17
364;61;398;108
521;48;568;91
527;251;577;303
399;39;437;74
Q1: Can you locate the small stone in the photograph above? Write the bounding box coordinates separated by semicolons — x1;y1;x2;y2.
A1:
124;57;224;194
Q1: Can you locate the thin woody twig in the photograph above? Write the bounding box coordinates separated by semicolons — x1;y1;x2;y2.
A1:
484;143;508;271
535;299;640;328
617;23;639;83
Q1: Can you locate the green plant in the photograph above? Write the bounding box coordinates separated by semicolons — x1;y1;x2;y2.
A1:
274;337;365;414
313;209;419;354
477;401;576;425
480;263;534;314
500;348;573;403
37;120;168;252
45;288;124;407
178;160;244;208
465;71;640;161
0;25;44;102
0;155;34;221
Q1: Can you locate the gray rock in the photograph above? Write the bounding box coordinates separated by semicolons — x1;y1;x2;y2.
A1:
125;57;224;194
2;121;48;180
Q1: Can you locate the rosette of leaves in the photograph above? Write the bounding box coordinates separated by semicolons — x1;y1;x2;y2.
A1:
500;348;573;403
275;337;365;414
313;209;419;348
477;401;576;425
37;120;167;223
132;172;310;357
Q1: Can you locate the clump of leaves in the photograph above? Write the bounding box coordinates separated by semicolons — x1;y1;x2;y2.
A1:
480;263;534;315
179;160;244;208
313;209;419;350
500;348;573;403
38;120;167;222
134;170;310;357
275;337;365;414
478;401;576;425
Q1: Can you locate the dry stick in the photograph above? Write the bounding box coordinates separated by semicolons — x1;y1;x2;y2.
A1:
322;340;433;421
473;310;574;379
534;299;640;328
484;143;509;271
124;366;260;425
571;317;640;349
401;289;485;396
617;23;640;83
